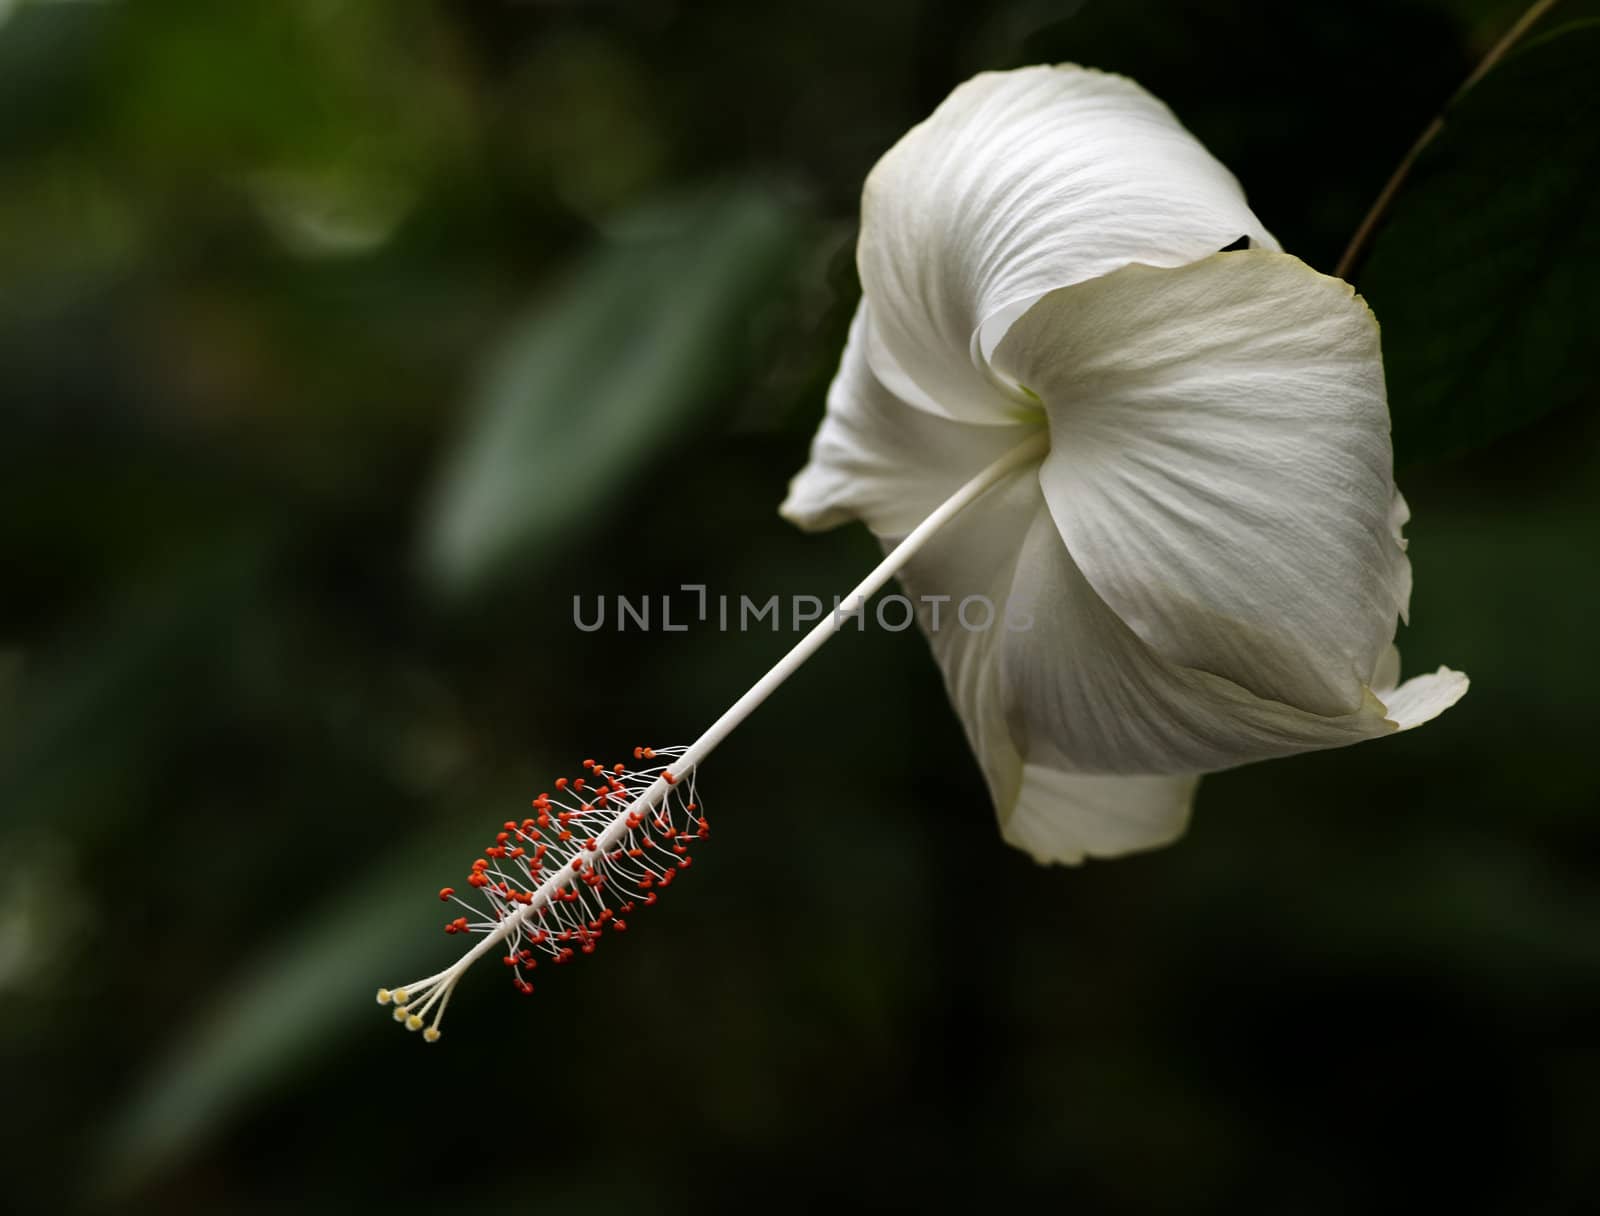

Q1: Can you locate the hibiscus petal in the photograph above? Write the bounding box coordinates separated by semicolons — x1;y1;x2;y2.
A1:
1378;666;1470;729
858;64;1276;425
894;465;1419;864
1003;768;1200;865
999;503;1410;779
994;249;1411;717
779;303;1037;538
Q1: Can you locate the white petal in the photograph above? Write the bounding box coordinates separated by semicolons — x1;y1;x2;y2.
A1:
1368;644;1469;727
859;64;1276;425
994;250;1410;717
1390;490;1414;625
893;468;1407;864
1370;644;1402;693
779;303;1036;538
1378;667;1469;729
997;502;1403;779
1003;769;1200;865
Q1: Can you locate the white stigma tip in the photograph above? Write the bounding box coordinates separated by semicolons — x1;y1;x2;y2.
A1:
391;988;410;1004
423;1027;441;1043
392;1005;408;1022
375;988;392;1005
405;1013;424;1032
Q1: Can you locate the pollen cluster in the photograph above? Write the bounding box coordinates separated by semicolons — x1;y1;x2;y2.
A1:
377;745;706;1042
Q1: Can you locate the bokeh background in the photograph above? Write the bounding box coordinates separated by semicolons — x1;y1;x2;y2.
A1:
3;0;1597;1212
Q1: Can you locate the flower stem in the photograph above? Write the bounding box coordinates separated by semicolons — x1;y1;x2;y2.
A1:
436;429;1048;975
1335;0;1565;280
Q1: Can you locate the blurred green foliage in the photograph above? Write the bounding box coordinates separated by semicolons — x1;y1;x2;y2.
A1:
1360;19;1600;463
1;1;1597;1214
423;185;803;597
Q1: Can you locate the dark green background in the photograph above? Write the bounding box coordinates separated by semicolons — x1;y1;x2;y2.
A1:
2;1;1596;1212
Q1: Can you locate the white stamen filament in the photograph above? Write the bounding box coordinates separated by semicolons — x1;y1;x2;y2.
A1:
381;429;1048;1035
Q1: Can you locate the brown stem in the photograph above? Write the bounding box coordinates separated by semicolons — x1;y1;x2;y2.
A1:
1335;0;1566;280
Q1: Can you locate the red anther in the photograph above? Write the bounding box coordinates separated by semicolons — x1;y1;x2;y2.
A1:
531;930;547;944
509;847;525;859
496;831;510;844
571;858;584;871
522;817;537;829
613;920;627;932
620;901;636;913
533;794;550;809
686;803;697;812
468;873;488;887
471;859;489;871
626;812;643;828
633;746;644;760
659;870;675;887
644;893;658;906
596;792;609;807
444;922;459;934
643;748;656;759
581;944;596;955
534;844;548;860
439;887;455;901
558;830;573;842
583;758;596;769
453;917;469;930
627;848;644;858
573;778;586;791
486;847;504;858
515;979;533;994
639;876;654;889
583;838;598;852
673;844;687;855
502;955;516;966
599;908;614;922
555;778;568;790
663;770;676;785
558;811;574;824
581;803;593;813
678;857;692;869
613;763;625;774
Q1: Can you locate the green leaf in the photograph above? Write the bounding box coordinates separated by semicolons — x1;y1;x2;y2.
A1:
421;183;802;597
1358;20;1600;464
